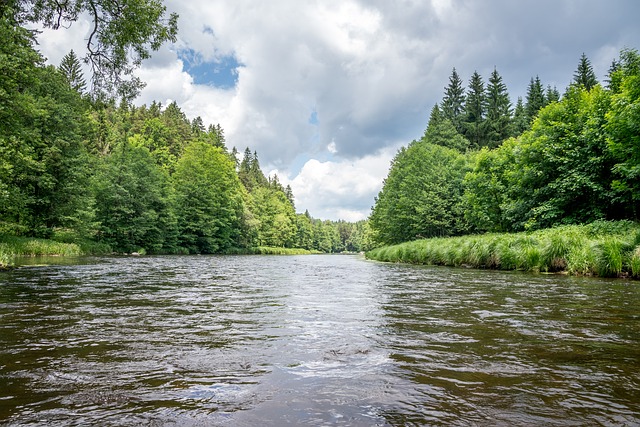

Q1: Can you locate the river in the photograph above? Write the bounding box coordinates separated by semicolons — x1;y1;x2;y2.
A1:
1;254;639;426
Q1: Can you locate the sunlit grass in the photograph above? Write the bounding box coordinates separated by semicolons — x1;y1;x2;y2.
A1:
226;246;321;255
366;220;640;278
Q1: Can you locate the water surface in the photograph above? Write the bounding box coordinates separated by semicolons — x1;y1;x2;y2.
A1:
1;255;639;425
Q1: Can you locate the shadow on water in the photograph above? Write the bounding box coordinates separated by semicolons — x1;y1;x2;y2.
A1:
0;255;639;425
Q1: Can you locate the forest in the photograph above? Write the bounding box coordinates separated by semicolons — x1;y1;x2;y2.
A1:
369;49;640;246
0;3;372;264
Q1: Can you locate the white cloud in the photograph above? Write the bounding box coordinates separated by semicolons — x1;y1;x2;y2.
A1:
272;146;398;221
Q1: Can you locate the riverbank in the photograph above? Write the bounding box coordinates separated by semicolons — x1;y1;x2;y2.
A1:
0;234;112;269
366;221;640;278
0;235;323;269
225;246;322;255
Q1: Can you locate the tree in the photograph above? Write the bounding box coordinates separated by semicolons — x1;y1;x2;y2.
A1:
295;212;314;250
512;97;529;135
501;85;616;230
463;142;517;232
573;53;598;90
525;76;546;122
238;148;268;192
545;85;561;104
369;141;471;245
422;104;468;151
606;48;640;220
463;70;487;148
249;187;297;247
441;67;466;134
485;67;512;148
93;137;178;253
173;141;245;253
0;19;95;237
6;0;178;99
58;49;86;93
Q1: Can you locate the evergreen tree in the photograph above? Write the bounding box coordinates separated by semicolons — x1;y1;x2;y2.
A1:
545;85;561;104
463;71;487;149
285;184;295;209
441;67;466;134
423;104;468;151
58;49;86;93
512;97;529;135
604;59;620;89
485;67;512;148
238;148;268;191
573;53;598;90
525;76;545;122
191;116;205;136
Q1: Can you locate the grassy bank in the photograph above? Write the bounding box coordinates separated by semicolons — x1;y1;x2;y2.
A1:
0;234;112;269
366;221;640;279
226;246;321;255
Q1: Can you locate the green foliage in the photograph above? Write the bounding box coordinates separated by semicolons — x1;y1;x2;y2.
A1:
464;83;621;233
463;71;487;149
0;234;82;257
441;67;466;134
249;186;297;248
11;0;178;99
463;143;514;232
58;49;86;93
485;68;513;147
93;139;178;253
525;75;546;122
606;48;640;220
0;20;95;238
173;141;245;253
423;104;469;151
573;53;598;91
369;141;471;245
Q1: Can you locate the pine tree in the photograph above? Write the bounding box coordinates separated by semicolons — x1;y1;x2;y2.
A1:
191;116;205;135
525;76;545;122
238;148;268;191
441;67;466;134
485;67;512;148
423;103;468;152
463;70;487;149
58;50;86;93
545;85;561;104
604;59;620;89
285;184;295;209
512;97;529;135
573;53;598;90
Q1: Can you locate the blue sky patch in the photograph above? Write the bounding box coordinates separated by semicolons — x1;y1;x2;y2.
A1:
308;110;319;125
179;49;242;89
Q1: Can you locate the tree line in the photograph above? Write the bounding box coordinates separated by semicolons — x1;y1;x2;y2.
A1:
370;49;640;246
0;14;372;254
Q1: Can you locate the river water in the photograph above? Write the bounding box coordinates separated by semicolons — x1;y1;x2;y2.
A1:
1;254;639;426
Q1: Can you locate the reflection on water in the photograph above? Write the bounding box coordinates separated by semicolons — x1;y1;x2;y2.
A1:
0;255;639;426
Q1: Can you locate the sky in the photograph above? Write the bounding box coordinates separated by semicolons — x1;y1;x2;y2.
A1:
34;0;640;221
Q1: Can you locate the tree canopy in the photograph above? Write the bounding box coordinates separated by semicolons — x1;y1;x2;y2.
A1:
3;0;178;99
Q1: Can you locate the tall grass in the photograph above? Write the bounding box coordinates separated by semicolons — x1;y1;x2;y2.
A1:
225;246;321;255
0;233;112;268
366;221;640;278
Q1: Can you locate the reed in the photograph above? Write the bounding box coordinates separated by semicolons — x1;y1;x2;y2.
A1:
631;247;640;279
596;238;623;277
0;235;82;257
